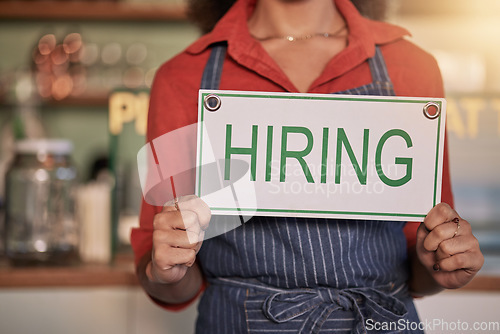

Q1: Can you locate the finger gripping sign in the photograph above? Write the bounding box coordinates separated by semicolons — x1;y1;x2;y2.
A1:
196;90;447;222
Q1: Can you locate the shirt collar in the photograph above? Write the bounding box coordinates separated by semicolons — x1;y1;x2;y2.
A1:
186;0;409;55
186;0;410;91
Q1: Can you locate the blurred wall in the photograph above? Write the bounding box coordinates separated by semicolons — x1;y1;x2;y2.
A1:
391;2;500;268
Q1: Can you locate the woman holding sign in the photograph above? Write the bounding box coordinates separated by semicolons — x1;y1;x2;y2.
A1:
132;0;484;332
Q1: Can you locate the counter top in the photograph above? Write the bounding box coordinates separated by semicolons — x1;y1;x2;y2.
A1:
0;254;138;288
461;275;500;292
0;254;498;291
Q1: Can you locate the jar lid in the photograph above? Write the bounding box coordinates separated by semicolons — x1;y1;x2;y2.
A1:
15;139;73;155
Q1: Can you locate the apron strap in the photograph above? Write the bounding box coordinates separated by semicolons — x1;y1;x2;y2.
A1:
200;44;393;94
336;46;395;96
200;42;227;90
368;46;393;85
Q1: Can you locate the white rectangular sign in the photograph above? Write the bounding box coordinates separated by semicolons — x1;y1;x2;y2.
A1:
196;90;446;221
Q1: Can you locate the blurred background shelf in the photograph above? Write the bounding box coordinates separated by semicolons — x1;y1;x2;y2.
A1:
397;0;500;17
0;96;109;108
0;1;187;21
45;95;109;107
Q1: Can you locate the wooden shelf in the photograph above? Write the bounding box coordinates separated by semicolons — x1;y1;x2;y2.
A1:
0;1;187;21
45;94;109;107
460;275;500;292
0;95;109;108
0;254;138;288
0;264;138;288
396;0;500;17
0;257;498;291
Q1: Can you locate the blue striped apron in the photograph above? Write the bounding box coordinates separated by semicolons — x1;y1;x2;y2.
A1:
195;43;423;334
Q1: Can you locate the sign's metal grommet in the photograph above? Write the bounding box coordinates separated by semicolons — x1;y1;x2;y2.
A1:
423;102;441;120
204;94;221;112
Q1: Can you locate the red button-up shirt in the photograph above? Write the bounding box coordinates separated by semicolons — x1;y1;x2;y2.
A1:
132;0;453;309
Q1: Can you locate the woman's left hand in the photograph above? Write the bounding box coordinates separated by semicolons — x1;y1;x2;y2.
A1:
416;203;484;289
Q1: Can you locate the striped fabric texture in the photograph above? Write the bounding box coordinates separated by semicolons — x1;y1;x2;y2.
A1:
195;44;423;334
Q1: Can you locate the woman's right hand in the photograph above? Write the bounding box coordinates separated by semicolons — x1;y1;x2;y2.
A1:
146;195;211;284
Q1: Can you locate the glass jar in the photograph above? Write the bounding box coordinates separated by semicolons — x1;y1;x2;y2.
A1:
4;139;79;266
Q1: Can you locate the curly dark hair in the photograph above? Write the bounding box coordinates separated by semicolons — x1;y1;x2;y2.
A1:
186;0;388;34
